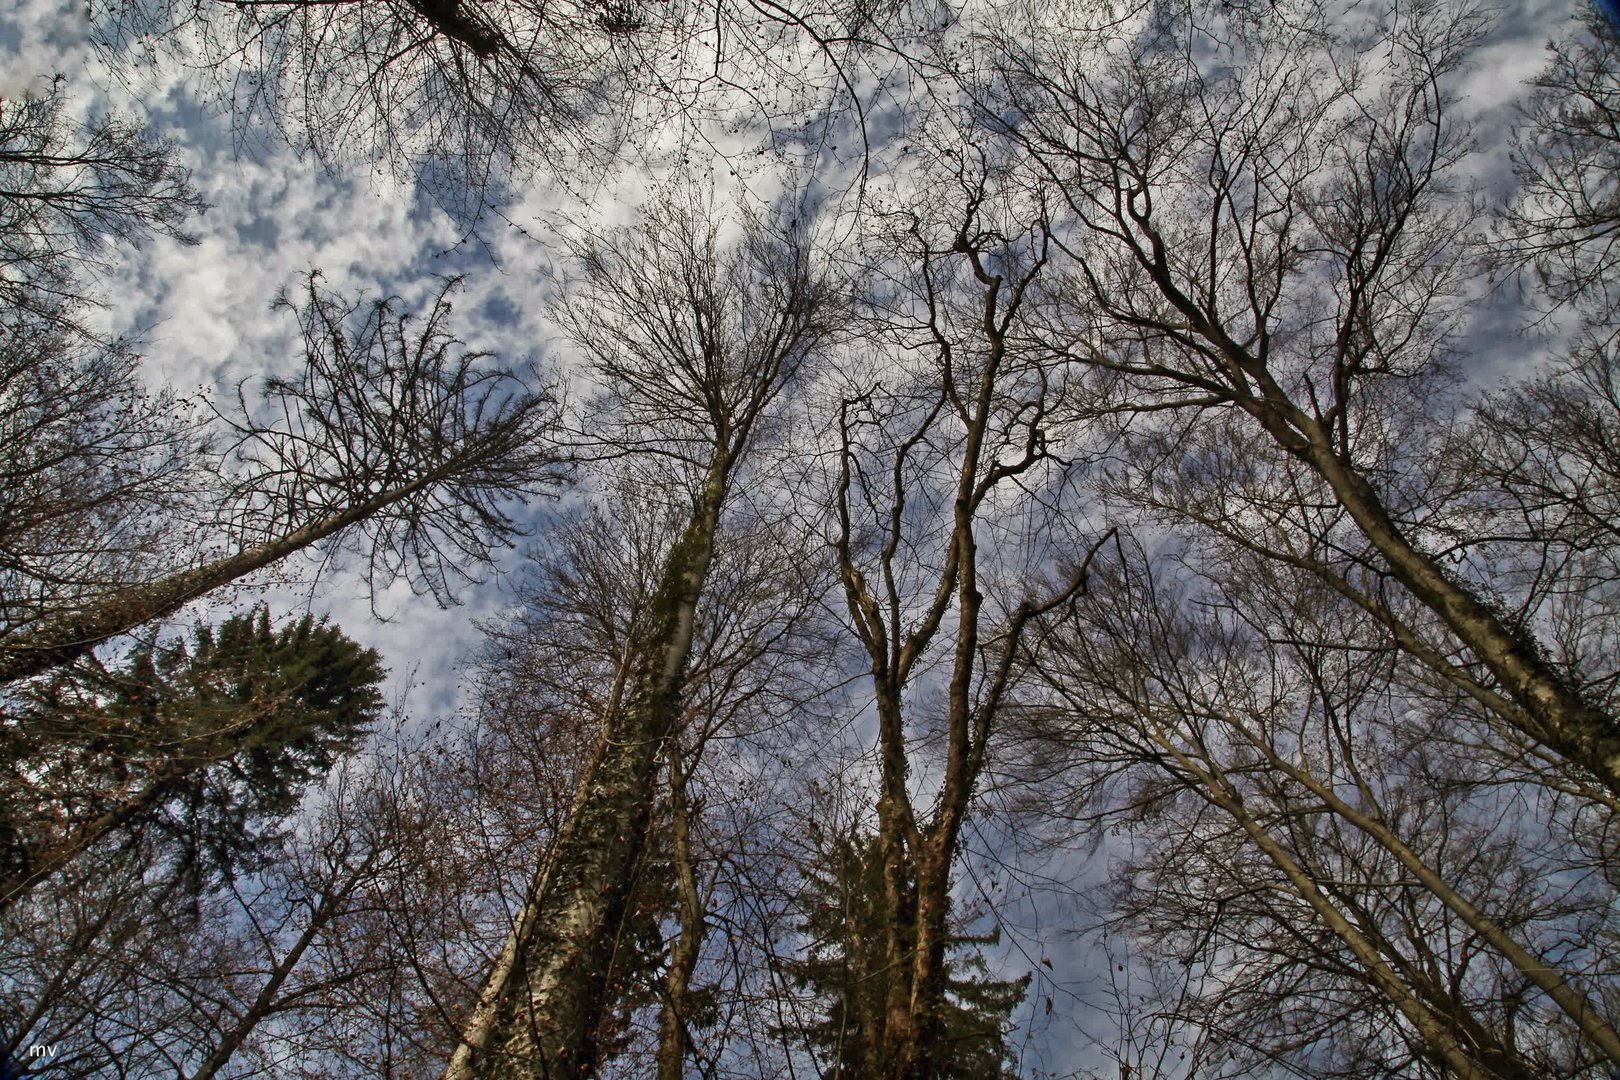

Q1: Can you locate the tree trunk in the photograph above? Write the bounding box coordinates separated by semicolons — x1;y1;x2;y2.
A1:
654;744;705;1080
873;683;918;1080
443;640;639;1080
890;839;952;1080
1146;725;1527;1080
1297;427;1620;799
1130;235;1620;798
0;473;441;687
448;461;728;1080
1240;725;1620;1066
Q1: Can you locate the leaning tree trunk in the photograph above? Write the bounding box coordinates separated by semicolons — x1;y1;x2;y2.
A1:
0;471;444;687
1238;727;1620;1066
1147;724;1532;1080
1138;251;1620;800
445;460;728;1080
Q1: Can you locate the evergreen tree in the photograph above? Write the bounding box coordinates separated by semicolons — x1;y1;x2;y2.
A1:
0;606;385;902
782;829;1029;1080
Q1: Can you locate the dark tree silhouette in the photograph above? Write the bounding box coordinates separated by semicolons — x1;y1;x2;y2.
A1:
0;275;568;686
0;606;386;907
0;79;203;329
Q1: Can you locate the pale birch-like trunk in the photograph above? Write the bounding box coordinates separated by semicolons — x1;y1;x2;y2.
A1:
442;639;639;1080
1300;428;1620;798
1232;721;1620;1065
444;201;827;1080
448;461;728;1080
1144;727;1527;1080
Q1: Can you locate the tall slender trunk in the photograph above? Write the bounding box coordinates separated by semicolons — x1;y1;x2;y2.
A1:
0;472;442;687
1133;238;1620;797
886;409;994;1080
1237;724;1620;1065
443;642;639;1080
654;745;705;1080
870;678;919;1076
447;460;728;1080
1330;883;1544;1080
854;251;1048;1080
1145;724;1528;1080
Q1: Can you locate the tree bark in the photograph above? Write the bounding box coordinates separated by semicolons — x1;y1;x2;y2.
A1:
654;745;705;1080
1135;239;1620;799
1296;425;1620;800
873;685;919;1080
0;472;441;687
1146;728;1518;1080
1235;721;1620;1066
449;460;728;1080
443;639;640;1080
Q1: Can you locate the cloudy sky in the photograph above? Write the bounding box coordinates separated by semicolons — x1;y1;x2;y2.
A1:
0;0;1579;706
0;0;1597;1069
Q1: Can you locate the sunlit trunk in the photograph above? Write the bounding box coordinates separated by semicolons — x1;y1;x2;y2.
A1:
449;460;727;1080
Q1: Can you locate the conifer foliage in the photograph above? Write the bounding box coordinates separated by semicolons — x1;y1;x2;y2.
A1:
0;606;385;905
783;830;1028;1080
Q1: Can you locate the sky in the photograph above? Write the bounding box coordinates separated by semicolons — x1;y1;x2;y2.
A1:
0;0;1578;709
2;0;895;720
0;0;1596;1073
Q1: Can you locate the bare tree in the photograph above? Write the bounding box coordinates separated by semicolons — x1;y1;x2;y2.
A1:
443;191;836;1080
0;274;567;686
1015;536;1620;1077
0;317;205;645
179;764;403;1080
0;840;208;1078
281;486;827;1080
1496;2;1620;314
0;756;404;1080
460;494;704;1079
96;0;634;204
825;152;1105;1079
92;0;923;221
977;0;1620;799
1064;937;1236;1080
287;703;604;1080
635;528;816;1079
475;498;832;1080
1456;341;1620;595
0;78;203;328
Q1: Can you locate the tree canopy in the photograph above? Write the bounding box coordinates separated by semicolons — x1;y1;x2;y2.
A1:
3;0;1619;1078
0;606;385;903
